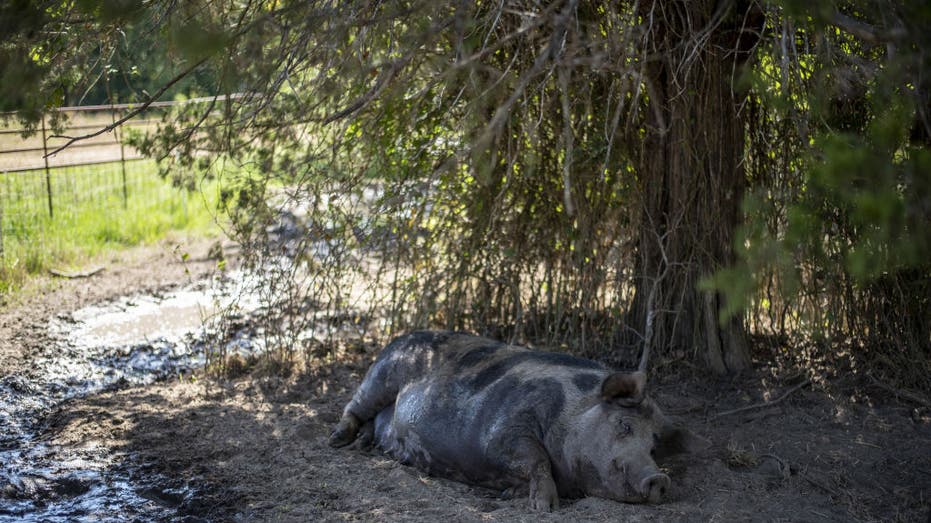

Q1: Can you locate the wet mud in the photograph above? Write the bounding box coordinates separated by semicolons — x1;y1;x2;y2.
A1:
0;268;259;522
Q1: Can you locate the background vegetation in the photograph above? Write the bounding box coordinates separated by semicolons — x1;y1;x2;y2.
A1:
3;0;928;391
0;159;220;294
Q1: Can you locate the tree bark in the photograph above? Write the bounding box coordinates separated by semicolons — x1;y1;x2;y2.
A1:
630;0;762;374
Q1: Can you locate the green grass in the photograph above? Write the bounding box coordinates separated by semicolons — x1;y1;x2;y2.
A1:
0;159;222;295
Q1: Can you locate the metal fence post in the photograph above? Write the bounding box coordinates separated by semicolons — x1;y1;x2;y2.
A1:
113;107;128;208
40;115;54;218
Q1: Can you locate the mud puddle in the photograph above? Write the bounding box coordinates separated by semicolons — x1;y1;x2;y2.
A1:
0;210;379;521
0;271;262;522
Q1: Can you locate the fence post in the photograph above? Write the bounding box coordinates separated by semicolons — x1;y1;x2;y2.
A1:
40;115;53;218
113;107;128;208
0;186;4;261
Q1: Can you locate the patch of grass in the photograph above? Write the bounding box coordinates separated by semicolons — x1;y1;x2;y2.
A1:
0;159;222;295
725;441;760;469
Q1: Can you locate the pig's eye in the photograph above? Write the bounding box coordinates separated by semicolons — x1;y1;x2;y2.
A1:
617;420;631;436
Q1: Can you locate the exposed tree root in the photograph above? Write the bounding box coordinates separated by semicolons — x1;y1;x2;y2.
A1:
868;373;931;408
48;266;106;279
709;379;812;421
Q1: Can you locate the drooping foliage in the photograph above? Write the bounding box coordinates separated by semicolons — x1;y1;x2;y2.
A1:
4;0;929;388
719;1;931;388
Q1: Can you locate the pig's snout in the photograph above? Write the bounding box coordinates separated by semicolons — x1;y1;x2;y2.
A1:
640;473;670;504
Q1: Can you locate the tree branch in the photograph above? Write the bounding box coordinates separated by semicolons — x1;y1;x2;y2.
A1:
830;12;905;45
322;58;408;125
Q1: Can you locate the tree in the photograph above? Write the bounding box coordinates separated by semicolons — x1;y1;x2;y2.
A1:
4;0;929;384
628;1;764;373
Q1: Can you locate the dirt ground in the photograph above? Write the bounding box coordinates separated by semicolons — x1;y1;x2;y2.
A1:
3;240;930;522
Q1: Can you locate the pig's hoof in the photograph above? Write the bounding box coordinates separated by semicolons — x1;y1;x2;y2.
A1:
529;478;559;511
328;415;360;448
328;429;354;448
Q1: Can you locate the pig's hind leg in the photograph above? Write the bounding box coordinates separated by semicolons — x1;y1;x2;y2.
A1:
329;343;424;448
328;378;391;448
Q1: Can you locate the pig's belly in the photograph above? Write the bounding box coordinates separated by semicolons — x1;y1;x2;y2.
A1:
373;379;517;490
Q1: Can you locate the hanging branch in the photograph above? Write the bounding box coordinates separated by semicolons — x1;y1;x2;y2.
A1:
638;215;675;374
45;57;207;157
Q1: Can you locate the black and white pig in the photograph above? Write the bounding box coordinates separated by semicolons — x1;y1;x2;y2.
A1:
329;330;699;511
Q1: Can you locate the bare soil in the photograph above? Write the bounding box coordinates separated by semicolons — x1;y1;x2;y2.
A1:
3;241;930;522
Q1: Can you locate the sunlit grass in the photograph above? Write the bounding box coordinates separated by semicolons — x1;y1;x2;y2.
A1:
0;159;222;295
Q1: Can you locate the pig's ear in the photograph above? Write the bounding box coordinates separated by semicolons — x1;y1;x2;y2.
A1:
600;371;646;406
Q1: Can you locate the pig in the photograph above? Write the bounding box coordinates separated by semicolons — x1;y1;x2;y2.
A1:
329;330;697;511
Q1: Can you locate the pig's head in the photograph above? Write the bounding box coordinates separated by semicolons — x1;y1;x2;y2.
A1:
561;371;700;504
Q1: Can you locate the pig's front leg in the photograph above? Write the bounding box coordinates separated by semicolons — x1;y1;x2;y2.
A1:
528;461;559;511
505;438;560;511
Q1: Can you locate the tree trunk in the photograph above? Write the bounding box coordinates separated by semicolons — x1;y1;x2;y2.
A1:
630;0;762;374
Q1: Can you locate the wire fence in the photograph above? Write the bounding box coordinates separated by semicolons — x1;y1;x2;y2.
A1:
0;97;223;260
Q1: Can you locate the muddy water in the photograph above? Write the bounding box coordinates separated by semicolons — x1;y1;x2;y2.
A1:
0;272;262;522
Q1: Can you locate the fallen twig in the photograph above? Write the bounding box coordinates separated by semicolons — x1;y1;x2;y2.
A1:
868;373;931;408
48;266;105;279
800;471;842;499
709;379;812;421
